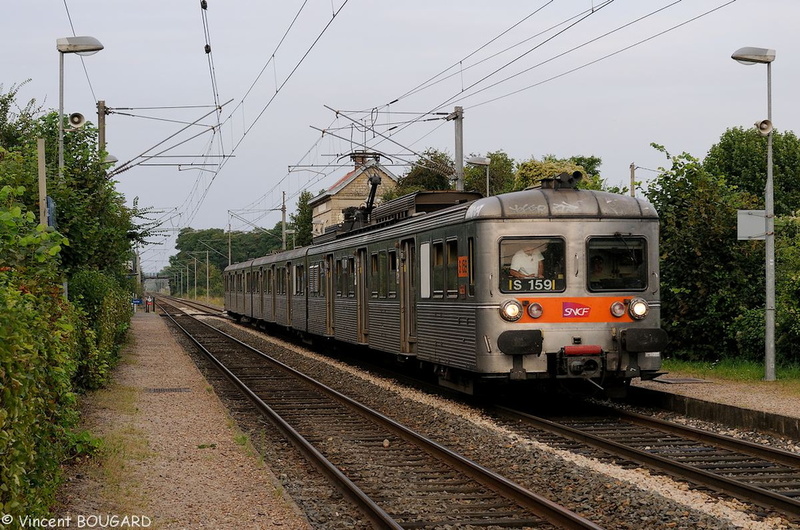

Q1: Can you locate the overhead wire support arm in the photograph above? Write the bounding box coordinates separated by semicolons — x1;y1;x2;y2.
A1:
107;99;233;178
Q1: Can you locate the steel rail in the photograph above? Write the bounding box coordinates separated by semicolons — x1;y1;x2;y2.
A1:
495;405;800;518
605;406;800;469
161;301;603;530
160;303;403;530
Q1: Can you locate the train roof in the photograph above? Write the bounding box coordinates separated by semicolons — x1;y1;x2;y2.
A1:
465;186;658;221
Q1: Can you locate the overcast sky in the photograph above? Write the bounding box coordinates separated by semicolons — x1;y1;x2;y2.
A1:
5;0;798;272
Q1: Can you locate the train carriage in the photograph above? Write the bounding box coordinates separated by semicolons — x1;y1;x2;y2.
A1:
224;173;668;396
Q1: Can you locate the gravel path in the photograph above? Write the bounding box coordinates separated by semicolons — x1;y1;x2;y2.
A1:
56;311;311;529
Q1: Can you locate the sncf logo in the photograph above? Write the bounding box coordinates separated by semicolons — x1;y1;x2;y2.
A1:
563;302;591;318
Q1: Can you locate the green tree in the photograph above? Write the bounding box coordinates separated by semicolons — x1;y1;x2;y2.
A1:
646;145;762;362
390;148;454;197
290;190;314;247
463;150;516;196
514;155;585;190
703;127;800;364
703;127;800;217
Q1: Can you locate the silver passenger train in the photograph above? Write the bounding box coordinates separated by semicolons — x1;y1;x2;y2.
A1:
224;172;668;396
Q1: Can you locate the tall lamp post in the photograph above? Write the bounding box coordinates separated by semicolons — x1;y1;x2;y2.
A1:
731;46;776;381
57;36;104;175
466;156;491;196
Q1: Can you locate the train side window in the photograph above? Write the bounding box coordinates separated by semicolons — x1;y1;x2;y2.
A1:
432;241;445;298
499;238;566;293
378;251;388;298
347;257;356;298
277;267;285;295
266;268;273;294
309;263;320;296
295;264;304;295
446;239;458;298
336;259;344;297
370;253;379;298
388;250;397;299
420;243;431;299
468;237;475;297
587;237;647;291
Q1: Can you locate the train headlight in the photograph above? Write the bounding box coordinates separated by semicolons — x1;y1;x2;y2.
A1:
610;301;626;318
628;297;649;320
500;300;523;322
527;302;544;319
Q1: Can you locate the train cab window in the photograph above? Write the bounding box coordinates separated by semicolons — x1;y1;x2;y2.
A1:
587;236;647;291
500;238;566;293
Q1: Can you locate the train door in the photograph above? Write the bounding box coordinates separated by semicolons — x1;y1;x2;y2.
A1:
286;262;293;326
400;239;417;354
269;265;276;320
325;254;335;336
357;248;368;344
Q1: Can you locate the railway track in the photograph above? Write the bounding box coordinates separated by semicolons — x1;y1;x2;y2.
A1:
157;299;602;529
493;404;800;519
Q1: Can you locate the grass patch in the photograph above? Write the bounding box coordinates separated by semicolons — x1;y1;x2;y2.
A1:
662;358;800;394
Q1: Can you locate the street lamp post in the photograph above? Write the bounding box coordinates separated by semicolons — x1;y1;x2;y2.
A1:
56;36;103;175
731;46;776;381
466;156;491;196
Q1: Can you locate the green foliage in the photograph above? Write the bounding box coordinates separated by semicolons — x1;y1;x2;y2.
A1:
463;150;516;196
646;146;763;361
0;85;136;518
387;148;454;199
169;227;281;295
0;186;81;519
290;190;314;247
31;112;135;278
69;270;131;390
513;154;591;190
703;127;800;216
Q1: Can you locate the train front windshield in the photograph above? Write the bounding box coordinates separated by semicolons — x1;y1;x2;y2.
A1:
499;236;648;293
587;236;648;291
500;238;566;293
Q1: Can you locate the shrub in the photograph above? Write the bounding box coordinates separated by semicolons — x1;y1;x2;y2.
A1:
0;186;79;519
69;270;131;390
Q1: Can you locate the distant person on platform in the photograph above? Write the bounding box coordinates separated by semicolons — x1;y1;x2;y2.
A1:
510;245;545;278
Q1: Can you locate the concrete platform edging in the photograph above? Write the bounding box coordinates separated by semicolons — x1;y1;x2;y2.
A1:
630;386;800;440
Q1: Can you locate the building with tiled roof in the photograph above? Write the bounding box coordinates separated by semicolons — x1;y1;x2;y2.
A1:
309;152;399;237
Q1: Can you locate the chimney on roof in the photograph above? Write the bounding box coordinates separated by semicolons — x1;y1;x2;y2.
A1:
351;150;380;168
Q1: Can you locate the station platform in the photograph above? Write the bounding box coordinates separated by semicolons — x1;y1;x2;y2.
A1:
57;309;311;529
631;372;800;440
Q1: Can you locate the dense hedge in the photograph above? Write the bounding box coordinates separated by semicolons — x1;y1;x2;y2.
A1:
0;186;131;520
0;186;78;519
69;270;131;390
0;275;80;520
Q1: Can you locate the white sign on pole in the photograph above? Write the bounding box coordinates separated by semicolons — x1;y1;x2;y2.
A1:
737;209;766;240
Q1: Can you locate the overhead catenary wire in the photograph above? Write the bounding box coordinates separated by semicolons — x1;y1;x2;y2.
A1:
182;1;352;228
468;0;738;109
